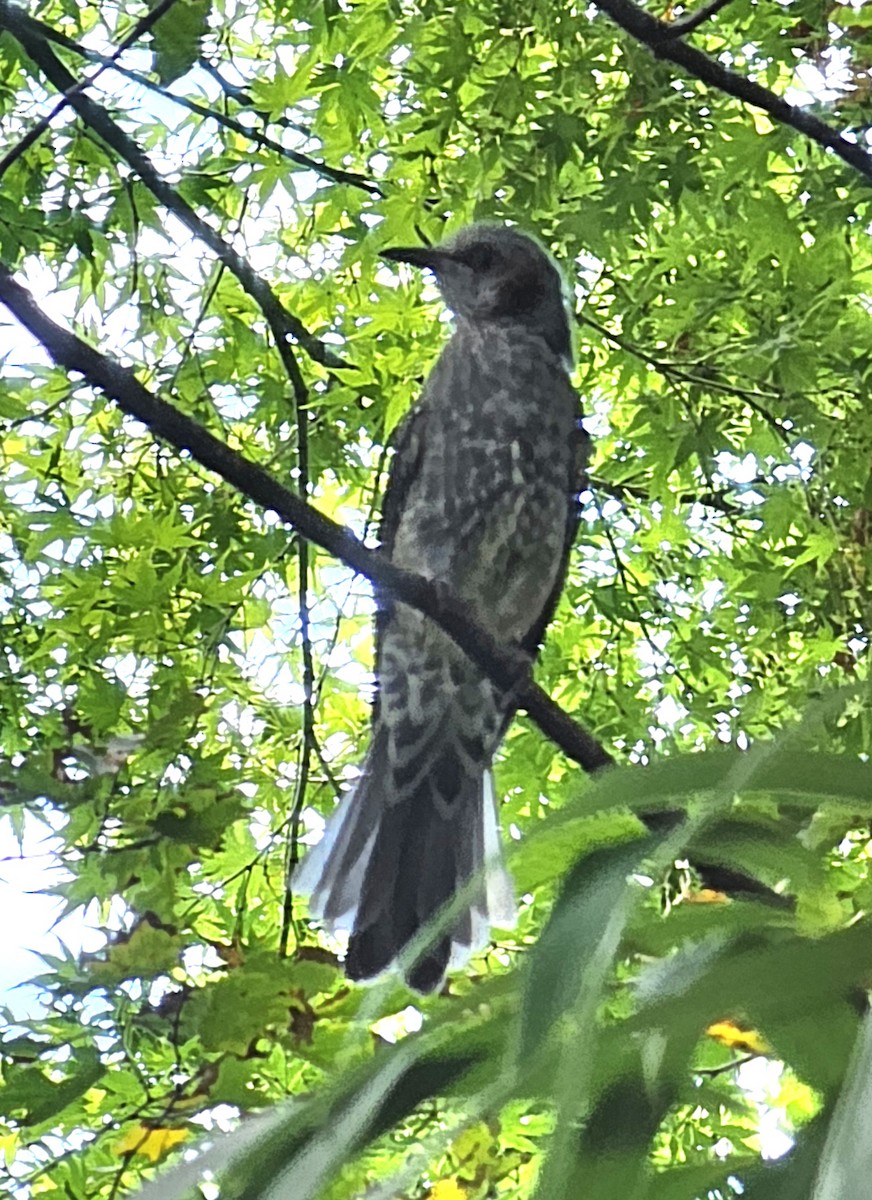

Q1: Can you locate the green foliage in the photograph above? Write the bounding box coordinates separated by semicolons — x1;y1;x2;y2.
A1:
1;0;872;1196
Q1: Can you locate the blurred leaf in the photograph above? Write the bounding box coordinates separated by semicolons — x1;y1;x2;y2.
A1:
811;1010;872;1200
706;1019;771;1057
114;1123;190;1162
151;0;212;84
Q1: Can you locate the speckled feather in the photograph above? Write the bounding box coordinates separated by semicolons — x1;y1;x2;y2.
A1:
295;224;589;991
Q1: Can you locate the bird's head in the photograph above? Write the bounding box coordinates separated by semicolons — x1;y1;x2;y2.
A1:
381;223;573;363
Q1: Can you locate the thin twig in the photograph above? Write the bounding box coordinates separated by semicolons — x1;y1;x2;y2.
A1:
164;192;249;394
26;19;383;195
694;1053;756;1076
578;312;782;406
198;57;314;140
0;0;182;181
309;728;344;799
0;4;345;372
579;310;792;443
600;512;695;694
281;349;316;956
593;0;872;183
313;441;391;705
591;473;743;516
662;0;734;40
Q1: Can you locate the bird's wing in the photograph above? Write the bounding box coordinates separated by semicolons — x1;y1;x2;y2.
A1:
378;402;428;560
374;401;429;669
519;406;590;657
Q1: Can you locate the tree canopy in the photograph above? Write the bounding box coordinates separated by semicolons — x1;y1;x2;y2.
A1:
1;0;872;1196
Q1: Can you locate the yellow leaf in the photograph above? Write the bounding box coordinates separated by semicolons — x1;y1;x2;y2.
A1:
430;1182;468;1200
0;1129;19;1166
706;1020;770;1056
451;1119;497;1171
452;1123;486;1161
84;1086;107;1112
32;1179;60;1194
114;1124;189;1162
752;111;775;136
686;888;729;905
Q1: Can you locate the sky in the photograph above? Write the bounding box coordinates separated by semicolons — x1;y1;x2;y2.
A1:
0;812;105;1021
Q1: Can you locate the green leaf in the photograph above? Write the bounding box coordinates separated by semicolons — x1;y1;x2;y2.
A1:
0;1049;103;1127
150;0;212;84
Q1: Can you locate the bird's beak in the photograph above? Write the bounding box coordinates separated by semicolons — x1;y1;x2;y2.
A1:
380;246;453;272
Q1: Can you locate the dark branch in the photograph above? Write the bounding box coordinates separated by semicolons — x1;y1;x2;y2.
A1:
0;266;614;777
0;2;346;371
22;16;384;196
578;311;791;438
0;0;182;181
592;0;872;184
662;0;734;40
282;323;317;953
591;474;743;516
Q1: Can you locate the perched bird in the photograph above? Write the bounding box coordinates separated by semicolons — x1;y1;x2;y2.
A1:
295;223;589;991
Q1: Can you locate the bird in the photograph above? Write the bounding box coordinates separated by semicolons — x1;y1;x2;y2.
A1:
294;222;589;992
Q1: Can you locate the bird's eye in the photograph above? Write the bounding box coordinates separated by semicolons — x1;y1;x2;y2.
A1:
460;244;496;272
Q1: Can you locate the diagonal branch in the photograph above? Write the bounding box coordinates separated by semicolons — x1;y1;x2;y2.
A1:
21;15;384;196
578;311;791;439
0;265;614;777
0;0;182;181
662;0;734;40
592;0;872;184
0;1;346;371
591;473;743;516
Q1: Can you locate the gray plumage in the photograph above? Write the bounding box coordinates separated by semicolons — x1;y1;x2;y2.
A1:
295;223;588;991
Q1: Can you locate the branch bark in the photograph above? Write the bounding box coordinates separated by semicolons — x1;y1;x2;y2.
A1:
0;265;614;777
593;0;872;184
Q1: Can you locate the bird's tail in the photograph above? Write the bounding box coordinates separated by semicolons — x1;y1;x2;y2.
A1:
293;729;515;992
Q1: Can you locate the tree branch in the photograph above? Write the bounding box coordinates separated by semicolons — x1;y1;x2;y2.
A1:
591;474;743;516
21;15;384;196
592;0;872;184
0;0;182;181
0;1;346;371
0;265;614;776
662;0;734;40
578;311;791;438
282;324;317;954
